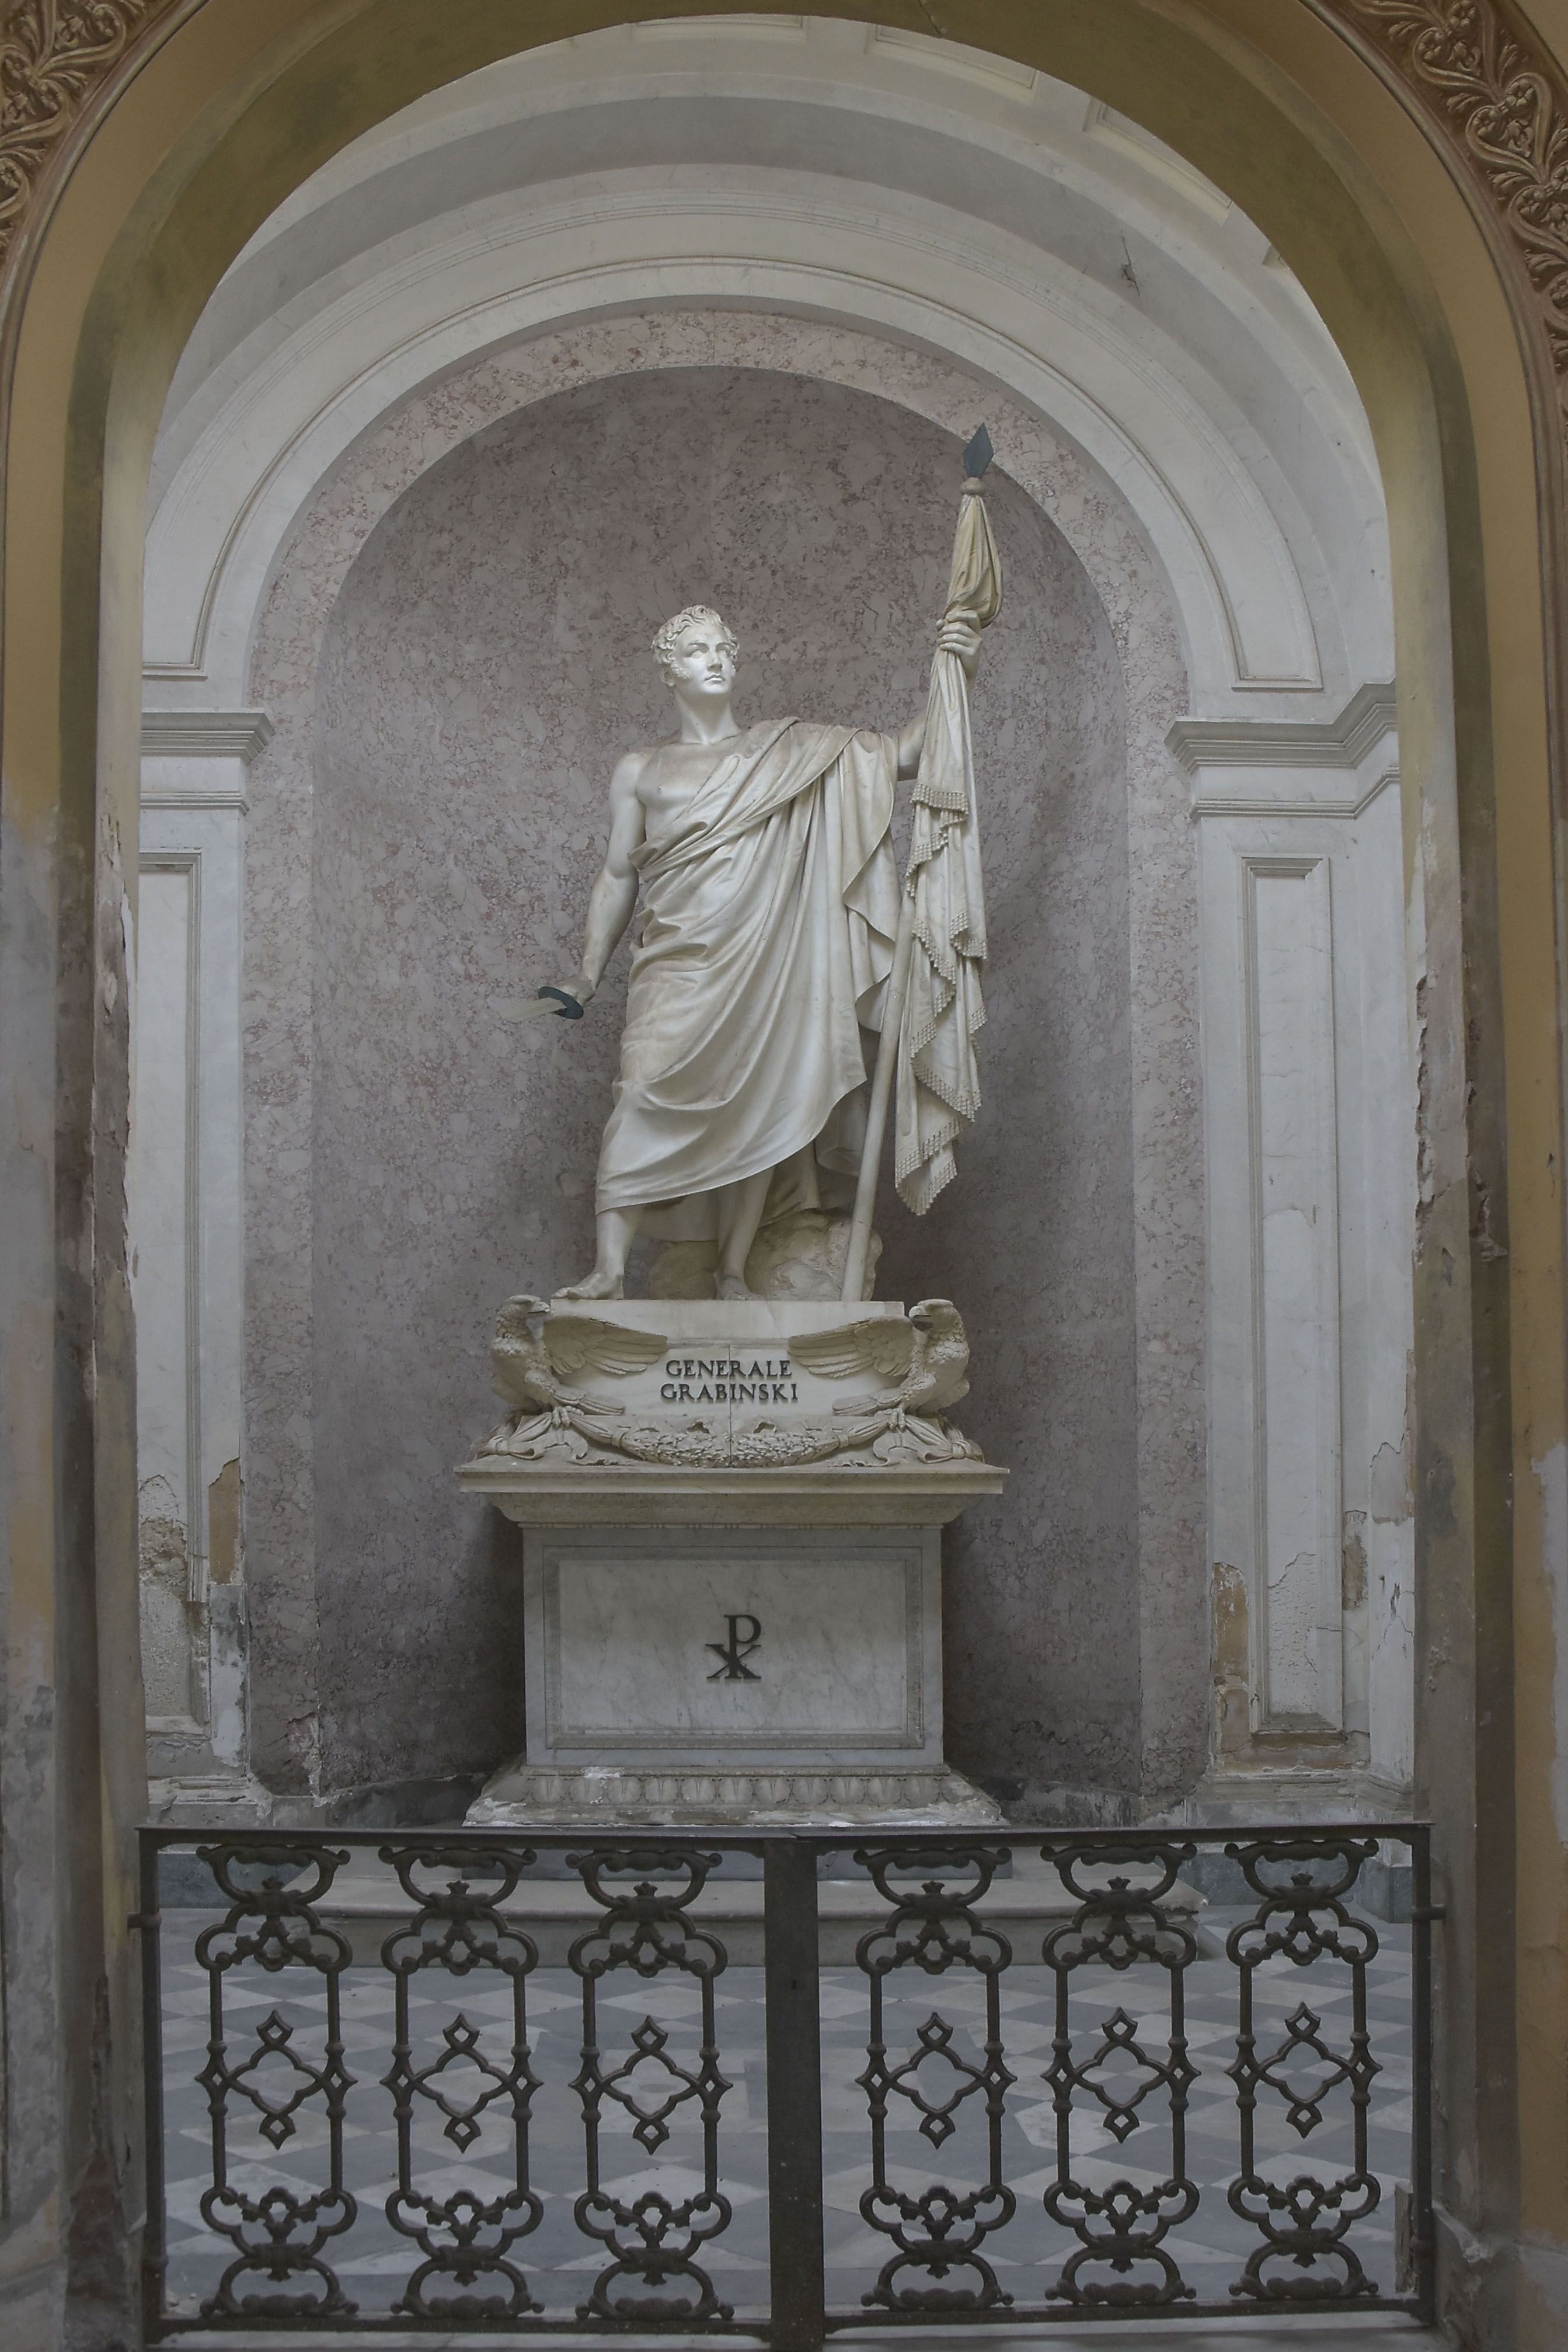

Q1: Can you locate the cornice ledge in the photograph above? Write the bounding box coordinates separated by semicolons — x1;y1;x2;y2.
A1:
1166;680;1397;773
140;707;273;760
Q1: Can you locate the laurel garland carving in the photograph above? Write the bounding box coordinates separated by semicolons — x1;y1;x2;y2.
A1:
1335;1;1568;419
0;0;176;279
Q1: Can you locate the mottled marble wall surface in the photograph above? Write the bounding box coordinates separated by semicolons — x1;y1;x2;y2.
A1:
304;367;1130;1796
243;325;1201;1810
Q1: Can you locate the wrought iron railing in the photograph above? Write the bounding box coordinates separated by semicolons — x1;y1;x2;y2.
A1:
135;1822;1434;2339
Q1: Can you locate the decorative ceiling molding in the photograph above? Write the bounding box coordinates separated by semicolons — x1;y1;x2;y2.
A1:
0;0;183;287
1327;1;1568;430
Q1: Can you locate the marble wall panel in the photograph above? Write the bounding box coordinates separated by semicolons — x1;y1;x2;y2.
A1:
305;367;1137;1794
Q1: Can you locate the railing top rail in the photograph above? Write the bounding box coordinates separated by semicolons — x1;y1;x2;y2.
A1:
136;1817;1430;1847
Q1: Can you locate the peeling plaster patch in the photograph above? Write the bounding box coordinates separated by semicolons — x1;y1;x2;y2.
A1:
1532;1443;1568;1846
290;1711;323;1795
207;1457;241;1584
1341;1513;1368;1609
1271;1550;1311;1591
1210;1561;1250;1758
1413;972;1434;1258
1470;1170;1507;1260
138;1478;200;1723
1370;1436;1413;1523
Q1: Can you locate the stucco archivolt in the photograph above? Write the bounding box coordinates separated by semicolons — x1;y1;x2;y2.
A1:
6;1;1568;472
1340;0;1568;427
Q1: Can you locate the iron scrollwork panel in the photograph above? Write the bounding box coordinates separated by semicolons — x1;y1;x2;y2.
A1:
143;1821;1424;2334
566;1845;736;2322
852;1843;1018;2314
377;1842;545;2320
191;1842;358;2320
1224;1836;1383;2302
1038;1839;1201;2311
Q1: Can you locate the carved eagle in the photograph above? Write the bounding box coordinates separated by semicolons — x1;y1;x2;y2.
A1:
790;1298;971;1418
491;1294;668;1416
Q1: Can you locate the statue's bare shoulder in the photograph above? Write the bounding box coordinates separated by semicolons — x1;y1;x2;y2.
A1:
600;746;653;875
611;742;656;799
609;737;688;815
620;740;662;773
614;729;743;824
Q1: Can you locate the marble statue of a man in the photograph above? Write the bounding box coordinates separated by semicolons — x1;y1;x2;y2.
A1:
554;604;980;1299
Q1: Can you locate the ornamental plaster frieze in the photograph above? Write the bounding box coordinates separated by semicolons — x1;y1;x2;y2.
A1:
0;1;183;284
1186;770;1399;822
1329;0;1568;432
138;707;271;812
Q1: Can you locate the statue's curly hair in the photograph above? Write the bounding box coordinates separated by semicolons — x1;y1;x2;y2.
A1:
651;605;738;680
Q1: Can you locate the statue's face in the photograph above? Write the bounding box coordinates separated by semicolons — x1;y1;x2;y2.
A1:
664;624;736;700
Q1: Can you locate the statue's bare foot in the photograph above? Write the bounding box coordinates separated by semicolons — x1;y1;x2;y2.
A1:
556;1269;625;1301
715;1271;755;1300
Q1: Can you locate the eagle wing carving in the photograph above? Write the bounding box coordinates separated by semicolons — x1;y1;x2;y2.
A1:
544;1316;668;1378
790;1318;917;1380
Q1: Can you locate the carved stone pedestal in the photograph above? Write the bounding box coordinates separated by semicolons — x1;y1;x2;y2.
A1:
456;1301;1005;1827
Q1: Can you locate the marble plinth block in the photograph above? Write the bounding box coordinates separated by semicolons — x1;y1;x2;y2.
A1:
457;1301;1005;1825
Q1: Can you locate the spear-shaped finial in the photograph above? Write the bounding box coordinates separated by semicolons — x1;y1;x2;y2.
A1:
963;422;994;478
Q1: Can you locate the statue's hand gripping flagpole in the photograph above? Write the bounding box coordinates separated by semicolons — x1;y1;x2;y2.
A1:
841;426;1002;1302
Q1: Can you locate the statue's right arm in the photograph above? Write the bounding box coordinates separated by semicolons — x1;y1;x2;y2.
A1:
557;751;647;1006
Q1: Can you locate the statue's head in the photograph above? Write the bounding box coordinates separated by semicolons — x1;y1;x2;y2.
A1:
651;606;738;695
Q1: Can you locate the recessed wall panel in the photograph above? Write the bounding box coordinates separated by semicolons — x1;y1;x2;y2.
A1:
1245;855;1343;1731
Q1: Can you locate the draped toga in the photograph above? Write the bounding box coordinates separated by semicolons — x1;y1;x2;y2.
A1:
595;718;901;1238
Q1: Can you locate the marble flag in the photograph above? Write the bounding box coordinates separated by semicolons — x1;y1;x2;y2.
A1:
895;482;1002;1212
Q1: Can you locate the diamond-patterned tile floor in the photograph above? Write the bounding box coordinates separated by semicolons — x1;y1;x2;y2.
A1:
154;1899;1417;2329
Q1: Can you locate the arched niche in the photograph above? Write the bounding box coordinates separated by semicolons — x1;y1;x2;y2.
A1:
135;50;1412;1831
142;20;1392;717
239;348;1194;1804
4;9;1554;2344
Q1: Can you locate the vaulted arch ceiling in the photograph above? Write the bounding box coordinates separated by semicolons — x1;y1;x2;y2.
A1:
143;16;1392;718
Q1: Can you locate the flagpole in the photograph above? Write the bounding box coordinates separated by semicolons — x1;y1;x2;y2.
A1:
839;889;917;1302
839;426;993;1304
